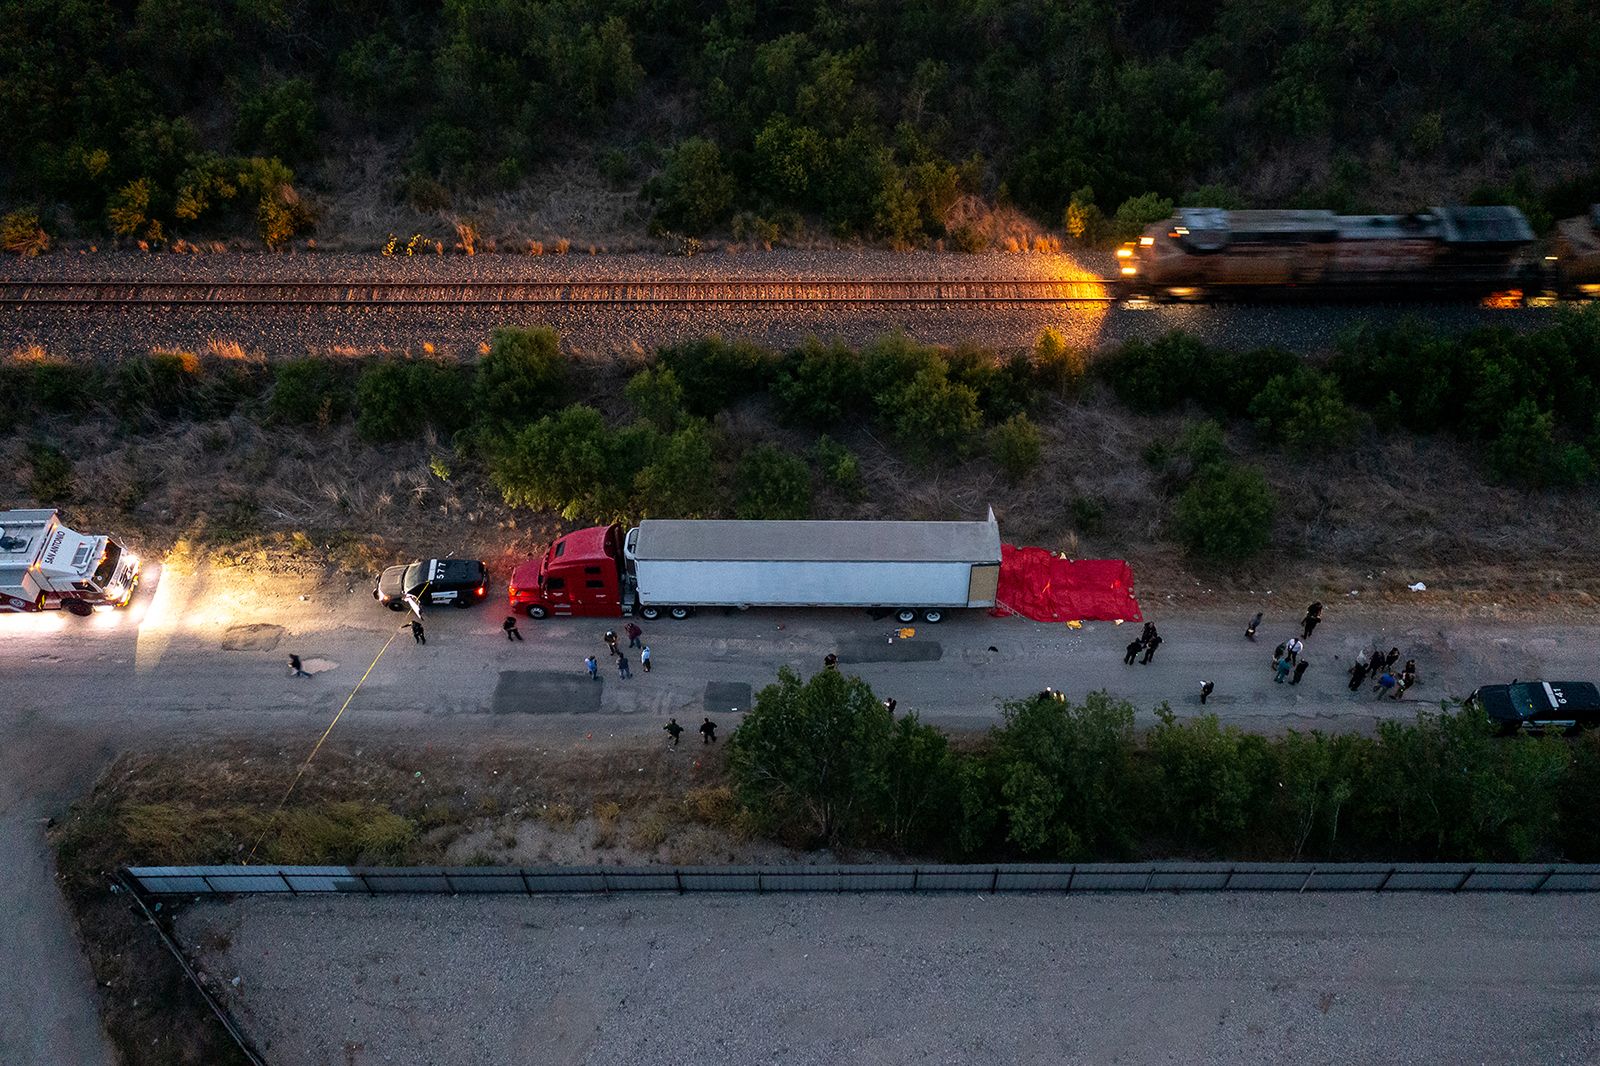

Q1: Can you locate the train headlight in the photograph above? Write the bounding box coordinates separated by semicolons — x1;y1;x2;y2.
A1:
1120;266;1138;276
1139;236;1155;246
1116;247;1133;258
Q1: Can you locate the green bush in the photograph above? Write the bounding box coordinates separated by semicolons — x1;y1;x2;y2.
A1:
980;691;1139;857
771;339;864;425
1146;707;1275;850
1062;186;1105;242
624;366;685;430
355;359;472;442
727;667;901;846
4;358;103;416
489;404;633;520
734;444;812;520
1248;369;1359;452
1;210;49;256
1111;192;1175;240
657;337;774;416
113;351;202;421
1100;332;1215;413
27;441;74;502
1172;461;1276;561
236;78;318;162
811;435;863;499
474;327;568;435
989;413;1043;481
268;357;351;425
1031;327;1087;396
633;420;719;516
647;137;735;234
947;345;1032;422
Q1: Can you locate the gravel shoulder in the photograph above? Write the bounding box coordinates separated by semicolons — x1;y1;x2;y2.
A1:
180;891;1600;1066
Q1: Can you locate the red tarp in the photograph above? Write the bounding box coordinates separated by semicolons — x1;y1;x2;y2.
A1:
991;543;1143;623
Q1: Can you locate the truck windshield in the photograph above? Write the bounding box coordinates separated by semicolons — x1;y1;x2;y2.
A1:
403;562;425;590
91;542;122;588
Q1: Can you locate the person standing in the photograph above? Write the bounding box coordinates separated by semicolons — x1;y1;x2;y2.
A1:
1384;647;1400;672
625;622;643;649
604;630;620;657
664;718;684;747
1140;632;1162;664
1246;612;1262;641
824;652;838;669
1200;680;1215;705
1348;659;1369;692
409;619;425;644
1374;671;1397;698
1124;637;1144;665
288;654;309;678
1394;660;1418;700
1285;637;1303;664
884;697;897;715
641;645;652;673
699;717;717;744
1274;657;1292;683
1141;621;1158;644
503;615;523;642
1291;660;1310;685
585;655;599;680
617;654;632;679
1301;602;1323;639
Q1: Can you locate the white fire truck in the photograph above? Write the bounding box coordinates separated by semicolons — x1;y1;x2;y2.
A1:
0;509;141;615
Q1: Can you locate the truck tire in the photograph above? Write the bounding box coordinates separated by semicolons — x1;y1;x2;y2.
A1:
525;605;548;620
639;605;660;620
669;606;692;620
922;609;944;623
64;599;93;617
386;601;406;612
895;608;917;624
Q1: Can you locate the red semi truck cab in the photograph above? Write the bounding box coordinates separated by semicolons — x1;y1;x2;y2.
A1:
508;524;626;618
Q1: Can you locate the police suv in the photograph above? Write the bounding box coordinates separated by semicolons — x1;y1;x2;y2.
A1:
1467;680;1600;736
374;558;489;611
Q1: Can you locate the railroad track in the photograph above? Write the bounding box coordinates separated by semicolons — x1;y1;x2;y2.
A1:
0;278;1117;307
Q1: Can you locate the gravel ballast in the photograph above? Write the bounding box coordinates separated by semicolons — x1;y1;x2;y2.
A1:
179;891;1600;1065
2;250;1549;360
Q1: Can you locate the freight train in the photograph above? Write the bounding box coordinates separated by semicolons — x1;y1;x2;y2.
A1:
1117;204;1600;301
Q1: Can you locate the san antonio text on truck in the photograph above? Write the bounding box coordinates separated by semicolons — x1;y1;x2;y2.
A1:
0;509;141;615
509;512;1003;623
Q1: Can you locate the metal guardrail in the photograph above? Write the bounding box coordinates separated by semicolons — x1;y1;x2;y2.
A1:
126;862;1600;896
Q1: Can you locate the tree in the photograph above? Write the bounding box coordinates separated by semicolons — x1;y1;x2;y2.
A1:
489;404;630;520
727;667;896;846
634;420;719;516
771;339;864;425
657;337;773;416
1249;370;1359;452
734;444;812;519
1111;192;1175;241
624;366;685;431
648;137;735;234
268;357;351;425
474;327;567;435
1171;461;1276;561
1145;706;1275;850
1031;327;1087;396
989;413;1043;481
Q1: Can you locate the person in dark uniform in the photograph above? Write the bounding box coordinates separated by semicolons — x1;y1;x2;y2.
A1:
665;718;684;746
699;717;717;744
409;619;425;644
1124;638;1144;665
503;616;523;641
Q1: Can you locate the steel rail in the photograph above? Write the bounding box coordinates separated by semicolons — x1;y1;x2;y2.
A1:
0;277;1118;307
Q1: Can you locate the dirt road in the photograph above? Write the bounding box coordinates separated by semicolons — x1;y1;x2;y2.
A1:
1;560;1591;1065
178;891;1600;1066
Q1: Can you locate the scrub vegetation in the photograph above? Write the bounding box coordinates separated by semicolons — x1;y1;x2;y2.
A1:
3;1;1597;247
6;311;1600;576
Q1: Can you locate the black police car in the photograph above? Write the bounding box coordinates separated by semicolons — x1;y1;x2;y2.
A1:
374;558;489;611
1467;680;1600;736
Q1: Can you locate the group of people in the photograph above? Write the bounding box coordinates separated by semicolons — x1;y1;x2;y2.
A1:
1122;621;1163;666
663;716;717;746
1267;602;1324;686
1349;646;1419;699
588;622;651;680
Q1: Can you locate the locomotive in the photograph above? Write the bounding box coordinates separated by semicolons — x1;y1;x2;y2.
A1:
1117;204;1600;301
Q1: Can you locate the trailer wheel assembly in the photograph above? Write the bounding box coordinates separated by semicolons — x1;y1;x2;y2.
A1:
639;605;660;620
922;609;944;623
895;608;917;624
64;599;93;617
669;606;691;620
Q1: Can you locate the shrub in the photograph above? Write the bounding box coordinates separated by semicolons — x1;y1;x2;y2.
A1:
1111;192;1175;240
1069;496;1105;535
113;351;202;421
1;210;49;256
356;359;472;442
727;667;897;846
27;442;75;502
634;420;719;516
948;345;1031;421
236;78;318;162
474;327;568;435
268;357;352;425
624;366;685;431
982;691;1139;857
734;444;812;519
1146;707;1275;850
1031;327;1087;395
657;337;774;416
1249;370;1359;452
489;404;631;520
647;137;735;234
1172;461;1276;561
1485;399;1575;487
1062;186;1105;243
811;435;863;499
1100;332;1214;413
989;413;1043;481
771;339;864;425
